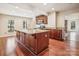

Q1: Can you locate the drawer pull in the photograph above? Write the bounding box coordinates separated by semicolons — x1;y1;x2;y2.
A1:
45;35;47;37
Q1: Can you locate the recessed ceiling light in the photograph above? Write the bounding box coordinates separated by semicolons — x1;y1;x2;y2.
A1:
52;8;55;10
15;6;19;8
43;3;47;5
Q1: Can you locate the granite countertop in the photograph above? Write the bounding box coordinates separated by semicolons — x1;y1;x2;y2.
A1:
15;29;49;34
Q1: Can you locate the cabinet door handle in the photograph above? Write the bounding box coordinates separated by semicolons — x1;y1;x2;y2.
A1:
45;34;47;37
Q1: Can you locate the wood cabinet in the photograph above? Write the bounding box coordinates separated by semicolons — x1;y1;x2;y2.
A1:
16;30;49;56
36;15;48;24
35;32;49;53
50;29;63;41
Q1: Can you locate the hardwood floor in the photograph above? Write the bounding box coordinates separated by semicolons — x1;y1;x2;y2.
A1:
0;31;79;56
0;36;16;56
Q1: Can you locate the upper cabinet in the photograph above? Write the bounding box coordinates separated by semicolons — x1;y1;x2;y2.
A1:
36;15;48;24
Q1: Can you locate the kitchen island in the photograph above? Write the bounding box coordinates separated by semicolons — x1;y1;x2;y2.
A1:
15;29;49;56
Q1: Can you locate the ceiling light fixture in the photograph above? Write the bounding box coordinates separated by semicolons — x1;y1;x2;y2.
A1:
15;6;19;8
43;3;47;5
52;8;55;10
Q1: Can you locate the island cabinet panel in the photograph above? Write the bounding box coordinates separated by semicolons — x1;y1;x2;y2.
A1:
16;31;20;40
16;30;49;56
36;32;49;53
26;34;37;54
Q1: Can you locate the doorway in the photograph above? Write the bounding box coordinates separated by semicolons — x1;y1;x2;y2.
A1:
64;20;79;41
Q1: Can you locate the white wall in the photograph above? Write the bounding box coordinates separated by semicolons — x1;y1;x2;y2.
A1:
57;8;79;29
56;12;64;28
47;12;56;28
0;14;33;37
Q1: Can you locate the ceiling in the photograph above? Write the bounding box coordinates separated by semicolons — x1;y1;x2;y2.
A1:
0;3;79;17
11;3;79;12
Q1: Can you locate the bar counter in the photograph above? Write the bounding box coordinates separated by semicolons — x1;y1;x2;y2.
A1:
15;29;49;56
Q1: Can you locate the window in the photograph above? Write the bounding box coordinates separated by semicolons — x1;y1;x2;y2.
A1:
23;20;27;29
8;20;14;32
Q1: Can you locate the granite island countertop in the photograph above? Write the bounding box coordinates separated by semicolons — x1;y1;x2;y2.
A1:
15;29;49;34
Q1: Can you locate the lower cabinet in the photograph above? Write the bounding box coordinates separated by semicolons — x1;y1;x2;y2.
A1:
16;31;49;56
36;32;49;54
50;29;63;41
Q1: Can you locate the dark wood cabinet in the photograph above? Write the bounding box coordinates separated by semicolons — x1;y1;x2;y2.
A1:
50;29;63;41
36;32;49;53
36;15;48;24
16;30;49;56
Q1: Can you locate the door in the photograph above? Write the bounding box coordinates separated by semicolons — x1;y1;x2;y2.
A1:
67;20;78;32
66;20;79;41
